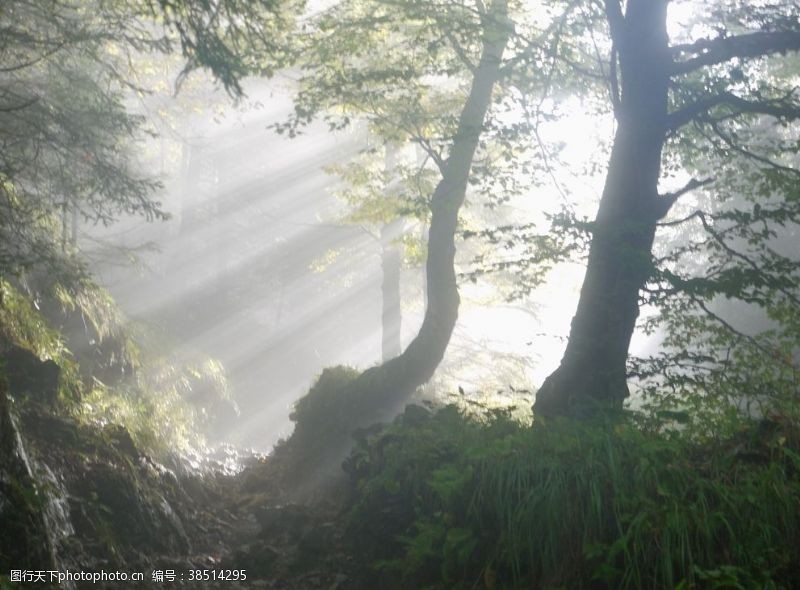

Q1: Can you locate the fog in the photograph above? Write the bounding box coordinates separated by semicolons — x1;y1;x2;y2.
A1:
80;0;703;449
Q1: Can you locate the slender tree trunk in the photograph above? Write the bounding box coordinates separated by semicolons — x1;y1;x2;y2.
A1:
282;0;512;489
381;218;403;361
70;206;78;248
381;144;403;362
354;0;511;407
534;0;671;418
61;201;68;252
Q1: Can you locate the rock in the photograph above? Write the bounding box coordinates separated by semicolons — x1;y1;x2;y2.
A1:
228;541;279;578
0;386;58;576
3;345;60;404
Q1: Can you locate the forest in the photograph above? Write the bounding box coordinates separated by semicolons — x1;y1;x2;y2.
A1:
1;0;800;588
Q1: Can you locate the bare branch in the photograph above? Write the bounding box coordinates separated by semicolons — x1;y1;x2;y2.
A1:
0;40;67;72
707;120;800;180
656;209;703;228
694;211;800;308
411;134;446;174
444;29;478;75
0;96;39;112
499;0;579;76
663;176;714;201
694;298;776;358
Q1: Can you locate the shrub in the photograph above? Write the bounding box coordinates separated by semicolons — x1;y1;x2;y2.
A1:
347;404;800;589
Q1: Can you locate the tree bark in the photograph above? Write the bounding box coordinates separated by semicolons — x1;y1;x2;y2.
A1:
534;0;671;418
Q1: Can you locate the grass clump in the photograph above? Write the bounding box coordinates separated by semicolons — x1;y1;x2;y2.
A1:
346;403;800;589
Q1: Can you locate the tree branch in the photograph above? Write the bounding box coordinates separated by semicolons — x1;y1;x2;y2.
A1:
694;211;800;308
0;96;39;112
667;90;800;131
656;209;703;228
653;177;714;220
671;30;800;76
706;120;800;180
444;29;478;75
603;0;626;44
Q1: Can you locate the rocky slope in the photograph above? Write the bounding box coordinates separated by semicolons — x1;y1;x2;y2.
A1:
0;352;365;590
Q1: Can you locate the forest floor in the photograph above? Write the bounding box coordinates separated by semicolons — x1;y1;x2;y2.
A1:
1;394;368;590
4;355;800;589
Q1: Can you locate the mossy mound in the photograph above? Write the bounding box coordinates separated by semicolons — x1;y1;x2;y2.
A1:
268;360;430;500
255;366;365;500
290;365;362;437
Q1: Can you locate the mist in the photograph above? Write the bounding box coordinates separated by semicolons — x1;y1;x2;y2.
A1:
3;1;799;587
87;72;580;450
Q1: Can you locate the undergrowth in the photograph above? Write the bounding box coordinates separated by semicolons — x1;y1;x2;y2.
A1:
346;403;800;589
0;277;227;457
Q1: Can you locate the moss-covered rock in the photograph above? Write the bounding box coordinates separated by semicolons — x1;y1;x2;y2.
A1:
0;387;57;585
2;346;60;405
268;364;430;501
17;407;192;569
290;366;361;429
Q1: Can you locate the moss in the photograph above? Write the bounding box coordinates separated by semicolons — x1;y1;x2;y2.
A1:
290;365;361;433
0;280;67;362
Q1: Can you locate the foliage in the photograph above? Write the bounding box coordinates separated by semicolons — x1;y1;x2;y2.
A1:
0;0;293;278
0;0;168;277
633;111;800;418
346;403;800;589
281;0;553;265
325;146;435;231
152;0;298;94
460;214;583;300
408;0;800;416
0;0;268;454
0;280;68;362
0;277;227;456
77;354;221;454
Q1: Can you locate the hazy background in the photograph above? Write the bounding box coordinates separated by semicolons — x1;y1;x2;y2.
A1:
85;62;657;450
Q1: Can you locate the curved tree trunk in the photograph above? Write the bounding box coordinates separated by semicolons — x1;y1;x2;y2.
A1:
381;145;403;362
534;0;671;419
343;0;511;406
280;0;512;489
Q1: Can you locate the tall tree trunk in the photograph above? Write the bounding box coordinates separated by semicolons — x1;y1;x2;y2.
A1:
350;0;511;408
381;218;403;362
534;0;671;418
281;0;512;491
381;144;403;362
